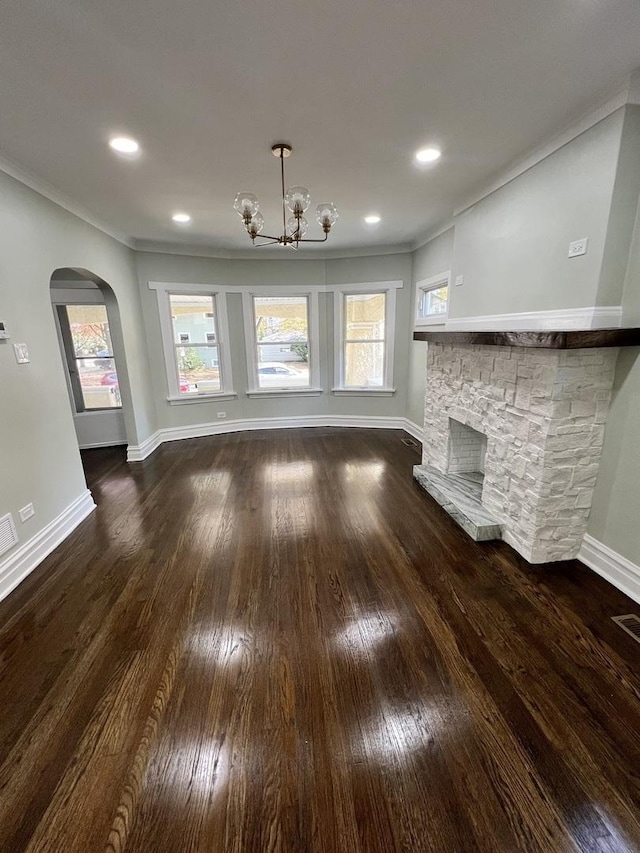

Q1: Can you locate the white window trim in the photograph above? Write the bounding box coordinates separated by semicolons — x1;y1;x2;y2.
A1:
242;289;321;397
332;281;401;394
149;282;235;404
414;271;451;328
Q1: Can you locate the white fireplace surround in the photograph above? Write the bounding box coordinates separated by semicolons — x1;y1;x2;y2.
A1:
419;342;620;563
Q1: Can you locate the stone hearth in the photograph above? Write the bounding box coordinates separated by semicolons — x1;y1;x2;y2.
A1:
414;342;620;563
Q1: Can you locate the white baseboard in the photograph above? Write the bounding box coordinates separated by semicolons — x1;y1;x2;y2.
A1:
0;489;96;604
127;430;163;462
579;534;640;606
445;306;622;332
127;416;423;462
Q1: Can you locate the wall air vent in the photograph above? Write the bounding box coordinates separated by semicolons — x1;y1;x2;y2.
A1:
612;614;640;645
0;513;18;557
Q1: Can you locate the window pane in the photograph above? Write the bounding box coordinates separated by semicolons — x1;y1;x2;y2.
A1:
345;293;385;341
176;345;220;393
66;304;114;358
253;296;308;343
344;342;385;388
76;357;121;409
420;285;448;318
253;296;310;389
170;294;216;345
256;345;310;389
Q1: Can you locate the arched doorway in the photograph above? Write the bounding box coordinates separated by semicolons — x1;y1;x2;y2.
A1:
50;268;132;451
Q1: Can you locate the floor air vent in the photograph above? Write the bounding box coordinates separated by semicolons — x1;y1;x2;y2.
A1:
0;513;18;558
612;614;640;644
402;437;419;447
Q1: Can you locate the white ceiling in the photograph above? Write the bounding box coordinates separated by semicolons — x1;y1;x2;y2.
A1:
1;0;639;255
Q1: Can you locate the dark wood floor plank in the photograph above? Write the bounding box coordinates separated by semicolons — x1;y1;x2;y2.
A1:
0;428;639;852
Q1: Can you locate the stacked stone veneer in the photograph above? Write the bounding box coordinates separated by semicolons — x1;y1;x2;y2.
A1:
422;343;619;563
448;419;487;474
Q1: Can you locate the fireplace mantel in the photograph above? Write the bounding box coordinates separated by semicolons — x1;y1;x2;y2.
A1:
413;328;640;349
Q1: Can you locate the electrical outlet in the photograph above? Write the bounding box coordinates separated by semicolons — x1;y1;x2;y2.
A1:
568;238;588;258
217;411;227;419
455;274;464;287
13;343;29;363
19;503;35;522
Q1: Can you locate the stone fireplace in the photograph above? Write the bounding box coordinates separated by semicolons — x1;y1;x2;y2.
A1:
412;333;626;563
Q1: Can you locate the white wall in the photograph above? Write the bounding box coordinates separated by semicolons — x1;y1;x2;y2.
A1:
588;185;640;565
449;109;625;319
0;169;155;572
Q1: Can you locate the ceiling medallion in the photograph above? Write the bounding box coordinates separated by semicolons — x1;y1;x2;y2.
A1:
234;143;338;249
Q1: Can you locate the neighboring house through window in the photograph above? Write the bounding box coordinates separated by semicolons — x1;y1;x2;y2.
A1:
242;291;321;396
332;281;401;395
149;283;235;403
55;303;122;410
414;271;450;327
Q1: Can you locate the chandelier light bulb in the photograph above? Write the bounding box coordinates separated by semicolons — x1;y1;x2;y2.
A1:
287;214;308;238
315;202;339;230
285;186;311;214
248;211;265;237
233;192;259;220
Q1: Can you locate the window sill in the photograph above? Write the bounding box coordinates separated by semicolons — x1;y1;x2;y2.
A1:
246;387;323;399
414;315;448;328
167;392;237;405
331;387;396;397
76;407;124;415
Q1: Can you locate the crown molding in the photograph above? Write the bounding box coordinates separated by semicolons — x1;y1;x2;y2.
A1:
411;219;455;252
132;238;413;260
0;152;134;249
453;80;630;219
628;69;640;105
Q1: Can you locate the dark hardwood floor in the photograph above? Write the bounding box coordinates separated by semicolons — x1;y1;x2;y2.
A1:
1;428;639;852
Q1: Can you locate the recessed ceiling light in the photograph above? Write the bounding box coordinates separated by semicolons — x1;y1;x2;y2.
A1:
364;214;381;224
109;136;140;155
415;146;441;164
172;212;192;224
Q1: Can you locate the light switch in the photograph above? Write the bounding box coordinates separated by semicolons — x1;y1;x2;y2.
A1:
13;343;30;364
0;321;9;340
455;274;464;287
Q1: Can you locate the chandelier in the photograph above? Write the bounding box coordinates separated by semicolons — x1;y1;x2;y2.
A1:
233;143;338;248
